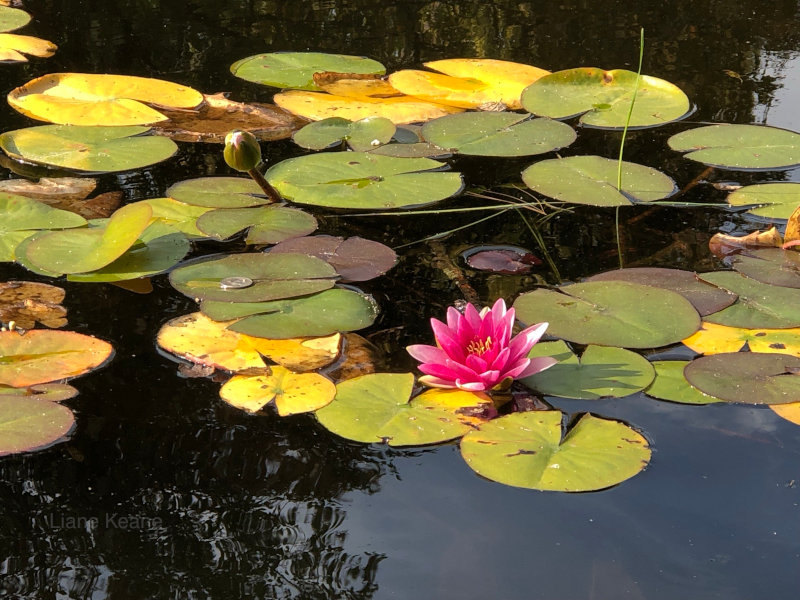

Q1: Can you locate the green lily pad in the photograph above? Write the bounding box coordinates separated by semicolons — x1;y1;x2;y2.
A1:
514;280;701;348
0;383;79;402
169;252;338;303
730;248;800;289
521;155;676;206
11;231;62;277
0;397;75;456
167;177;270;208
645;360;722;405
684;352;800;404
420;113;576;157
0;6;31;33
460;411;651;492
369;141;450;159
521;341;654;399
195;206;317;244
0;125;178;173
293;116;396;151
202;287;378;339
668;124;800;170
699;271;800;328
520;68;690;129
726;182;800;219
315;373;491;446
22;202;152;274
230;52;385;90
265;152;464;210
585;267;737;316
136;197;211;239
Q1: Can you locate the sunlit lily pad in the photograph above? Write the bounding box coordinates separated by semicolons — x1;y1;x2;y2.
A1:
586;267;737;316
460;411;651;492
157;312;340;372
730;248;800;288
293;116;396;151
0;397;75;456
514;281;701;348
420;113;575;157
136;198;211;239
169;252;338;303
230;52;385;90
726;182;800;219
520;68;690;128
315;372;491;446
0;33;56;63
0;280;66;328
202;287;378;339
220;367;336;415
196;205;317;244
644;361;722;405
0;329;113;387
684;352;800;404
771;402;800;426
23;202;152;274
270;235;398;281
0;125;178;173
699;271;800;328
521;155;676;206
521;341;654;399
0;6;29;33
7;72;204;126
682;322;800;357
668;124;800;170
266;152;463;210
0;382;78;402
167;177;271;209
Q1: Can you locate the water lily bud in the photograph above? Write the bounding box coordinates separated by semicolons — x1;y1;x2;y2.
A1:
224;130;262;172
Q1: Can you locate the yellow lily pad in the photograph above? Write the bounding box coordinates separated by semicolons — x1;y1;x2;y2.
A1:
0;33;56;62
8;72;204;126
219;366;336;415
313;72;400;99
771;402;800;426
682;322;800;357
388;58;550;109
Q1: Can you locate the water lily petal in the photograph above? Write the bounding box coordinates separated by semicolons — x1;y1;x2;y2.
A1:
455;379;490;392
465;353;488;374
517;355;558;378
418;375;458;389
507;321;549;359
406;344;450;365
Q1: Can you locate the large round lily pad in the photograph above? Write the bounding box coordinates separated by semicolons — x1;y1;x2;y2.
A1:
460;411;651;492
586;267;737;316
520;68;690;129
195;206;317;244
668;124;800;170
420;113;576;157
293;116;396;152
0;125;178;173
265;152;464;210
0;397;75;456
645;361;722;405
230;52;385;90
684;352;800;404
521;341;655;399
521;155;676;206
202;287;378;339
726;182;800;219
699;271;800;328
167;177;270;208
513;281;701;348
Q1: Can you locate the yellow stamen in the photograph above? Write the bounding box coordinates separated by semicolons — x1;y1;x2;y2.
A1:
466;336;493;356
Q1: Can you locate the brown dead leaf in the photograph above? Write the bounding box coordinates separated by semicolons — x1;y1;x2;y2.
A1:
153;93;307;143
0;177;121;219
783;204;800;250
0;280;67;329
313;71;401;98
324;333;382;382
708;227;783;259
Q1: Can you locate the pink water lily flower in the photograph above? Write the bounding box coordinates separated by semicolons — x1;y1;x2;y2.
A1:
407;299;556;392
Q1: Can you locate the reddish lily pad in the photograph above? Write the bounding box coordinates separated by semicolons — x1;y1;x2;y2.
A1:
270;235;397;281
0;397;75;456
462;245;541;275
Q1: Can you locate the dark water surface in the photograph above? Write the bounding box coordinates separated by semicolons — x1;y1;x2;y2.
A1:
1;1;800;598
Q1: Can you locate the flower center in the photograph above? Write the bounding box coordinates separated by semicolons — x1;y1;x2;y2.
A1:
466;336;493;356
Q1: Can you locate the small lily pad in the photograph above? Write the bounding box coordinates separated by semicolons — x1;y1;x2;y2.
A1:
684;352;800;404
293;116;396;151
167;177;270;208
195;205;317;244
460;411;651;492
699;271;800;328
231;52;385;90
668;124;800;170
220;367;336;415
0;397;75;456
726;182;800;219
0;6;30;33
0;383;79;402
521;155;676;206
645;361;722;405
462;245;541;274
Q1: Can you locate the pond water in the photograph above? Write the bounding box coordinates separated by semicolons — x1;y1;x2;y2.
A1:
1;0;800;598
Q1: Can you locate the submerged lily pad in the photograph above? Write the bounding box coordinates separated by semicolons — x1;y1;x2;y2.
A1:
645;361;722;405
420;113;576;157
220;367;336;415
202;287;378;339
521;155;676;206
684;352;800;404
668;124;800;170
0;280;67;328
265;152;463;210
520;68;690;129
514;281;700;348
293;116;396;151
699;271;800;328
167;177;271;209
460;411;651;492
682;322;800;357
231;52;385;90
196;205;317;244
521;341;655;399
726;182;800;219
0;329;113;387
0;125;178;173
0;397;75;456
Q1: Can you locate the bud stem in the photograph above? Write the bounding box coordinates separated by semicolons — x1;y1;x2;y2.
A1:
247;166;282;203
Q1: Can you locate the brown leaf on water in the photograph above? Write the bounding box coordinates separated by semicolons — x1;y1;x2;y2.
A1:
153;93;307;143
0;280;67;329
313;71;402;98
324;333;382;382
708;227;783;259
0;177;122;219
782;204;800;250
